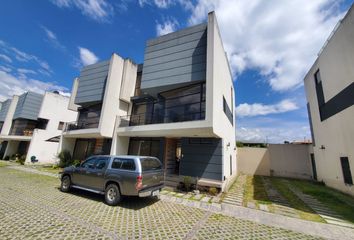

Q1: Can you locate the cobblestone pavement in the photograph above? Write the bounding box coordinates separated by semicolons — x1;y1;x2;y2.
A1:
0;167;325;240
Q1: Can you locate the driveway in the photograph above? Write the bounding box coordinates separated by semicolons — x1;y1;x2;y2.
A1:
0;166;328;239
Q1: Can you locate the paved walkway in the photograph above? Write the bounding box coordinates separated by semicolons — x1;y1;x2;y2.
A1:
7;165;59;178
262;177;300;218
285;180;354;229
222;174;246;206
0;166;325;240
4;165;354;239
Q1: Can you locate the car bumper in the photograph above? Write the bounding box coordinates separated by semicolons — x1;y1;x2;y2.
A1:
138;184;164;197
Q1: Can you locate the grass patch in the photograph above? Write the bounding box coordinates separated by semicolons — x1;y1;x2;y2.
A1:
290;179;354;224
0;162;7;167
243;175;271;207
270;178;324;222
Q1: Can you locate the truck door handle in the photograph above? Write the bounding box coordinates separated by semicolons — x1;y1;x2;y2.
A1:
97;172;103;176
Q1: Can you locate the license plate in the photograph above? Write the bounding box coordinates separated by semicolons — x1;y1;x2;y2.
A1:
152;190;159;196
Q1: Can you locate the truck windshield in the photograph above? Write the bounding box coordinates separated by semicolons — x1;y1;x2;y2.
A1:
140;158;162;171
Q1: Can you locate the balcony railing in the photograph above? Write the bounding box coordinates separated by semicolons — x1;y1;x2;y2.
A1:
119;110;205;127
64;120;99;132
9;128;34;136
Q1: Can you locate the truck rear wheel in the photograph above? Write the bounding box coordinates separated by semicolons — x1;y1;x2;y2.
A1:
105;184;121;206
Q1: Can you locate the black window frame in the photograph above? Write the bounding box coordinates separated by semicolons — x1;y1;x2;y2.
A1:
340;157;353;185
58;121;64;130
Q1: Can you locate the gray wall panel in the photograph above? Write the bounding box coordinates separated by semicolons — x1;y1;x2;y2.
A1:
75;60;110;105
147;23;207;46
81;60;110;72
0;99;11;122
13;92;43;120
144;38;206;60
146;30;207;53
180;138;223;181
141;24;207;94
143;47;206;67
143;55;206;74
142;63;206;81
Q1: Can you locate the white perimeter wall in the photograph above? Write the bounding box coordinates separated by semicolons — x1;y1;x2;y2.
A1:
237;145;313;180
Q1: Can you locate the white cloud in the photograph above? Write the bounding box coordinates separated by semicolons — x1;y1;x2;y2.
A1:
138;0;193;10
237;124;311;143
0;40;52;75
78;47;99;66
156;18;179;36
18;68;37;75
0;66;12;72
0;54;12;63
188;0;346;91
0;70;69;101
51;0;114;22
236;99;298;117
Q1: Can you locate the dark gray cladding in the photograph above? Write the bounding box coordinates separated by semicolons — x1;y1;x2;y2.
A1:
180;138;223;181
141;23;207;95
0;99;11;121
13;92;43;120
75;60;110;105
319;82;354;121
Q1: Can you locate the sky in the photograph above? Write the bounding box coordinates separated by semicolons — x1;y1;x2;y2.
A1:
0;0;353;143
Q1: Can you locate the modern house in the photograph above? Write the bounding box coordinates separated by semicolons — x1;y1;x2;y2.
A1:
60;12;237;191
304;5;354;196
0;91;77;163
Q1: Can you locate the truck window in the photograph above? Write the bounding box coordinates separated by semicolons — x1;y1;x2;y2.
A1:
140;158;162;171
112;158;136;171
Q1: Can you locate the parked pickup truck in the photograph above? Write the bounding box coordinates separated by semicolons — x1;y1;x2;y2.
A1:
59;155;164;205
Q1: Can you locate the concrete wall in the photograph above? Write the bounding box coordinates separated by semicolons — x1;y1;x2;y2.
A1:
237;145;313;180
304;6;354;196
237;147;270;176
25;92;78;164
207;12;237;188
100;54;136;138
269;144;313;179
0;96;18;135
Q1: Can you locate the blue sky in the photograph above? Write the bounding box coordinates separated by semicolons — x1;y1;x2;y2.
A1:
0;0;353;143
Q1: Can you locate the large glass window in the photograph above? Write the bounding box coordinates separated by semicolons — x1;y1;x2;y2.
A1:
76;103;102;129
128;138;161;159
10;119;37;136
129;82;206;126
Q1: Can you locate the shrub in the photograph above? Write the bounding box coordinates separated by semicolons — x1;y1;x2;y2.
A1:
183;176;192;191
57;150;73;168
4;156;10;161
72;159;81;167
17;155;26;165
208;187;218;196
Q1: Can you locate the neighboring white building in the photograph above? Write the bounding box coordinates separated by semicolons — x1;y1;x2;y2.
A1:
304;5;354;196
60;12;237;191
0;92;77;164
